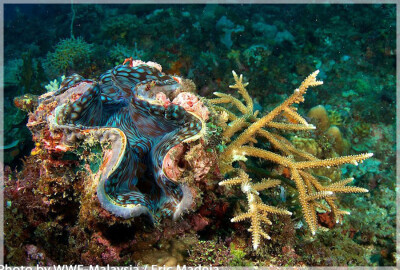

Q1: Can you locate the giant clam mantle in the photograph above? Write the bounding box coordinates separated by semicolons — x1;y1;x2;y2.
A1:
29;59;208;222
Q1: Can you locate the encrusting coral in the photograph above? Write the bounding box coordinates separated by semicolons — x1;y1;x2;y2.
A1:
210;70;372;249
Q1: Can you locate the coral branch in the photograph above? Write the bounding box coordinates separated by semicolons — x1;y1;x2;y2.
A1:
210;92;248;115
293;153;373;169
220;71;322;162
213;70;372;246
219;169;291;250
229;70;253;113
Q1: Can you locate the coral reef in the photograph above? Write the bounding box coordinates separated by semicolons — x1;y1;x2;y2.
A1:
4;3;395;266
6;61;382;266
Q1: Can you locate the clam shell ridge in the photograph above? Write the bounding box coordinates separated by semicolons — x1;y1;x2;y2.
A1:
42;62;206;222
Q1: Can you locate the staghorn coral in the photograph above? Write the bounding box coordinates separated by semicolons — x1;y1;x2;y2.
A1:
211;70;372;249
220;169;291;250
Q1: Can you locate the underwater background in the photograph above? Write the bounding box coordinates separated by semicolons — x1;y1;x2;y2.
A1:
3;3;396;266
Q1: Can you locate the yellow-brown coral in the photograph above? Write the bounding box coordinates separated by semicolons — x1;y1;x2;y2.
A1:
308;105;330;131
326;126;350;154
220;169;291;250
211;70;371;249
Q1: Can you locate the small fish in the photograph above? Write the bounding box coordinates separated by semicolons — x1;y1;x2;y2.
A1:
279;185;286;202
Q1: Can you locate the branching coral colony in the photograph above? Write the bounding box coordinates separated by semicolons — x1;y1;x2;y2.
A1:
210;70;372;250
